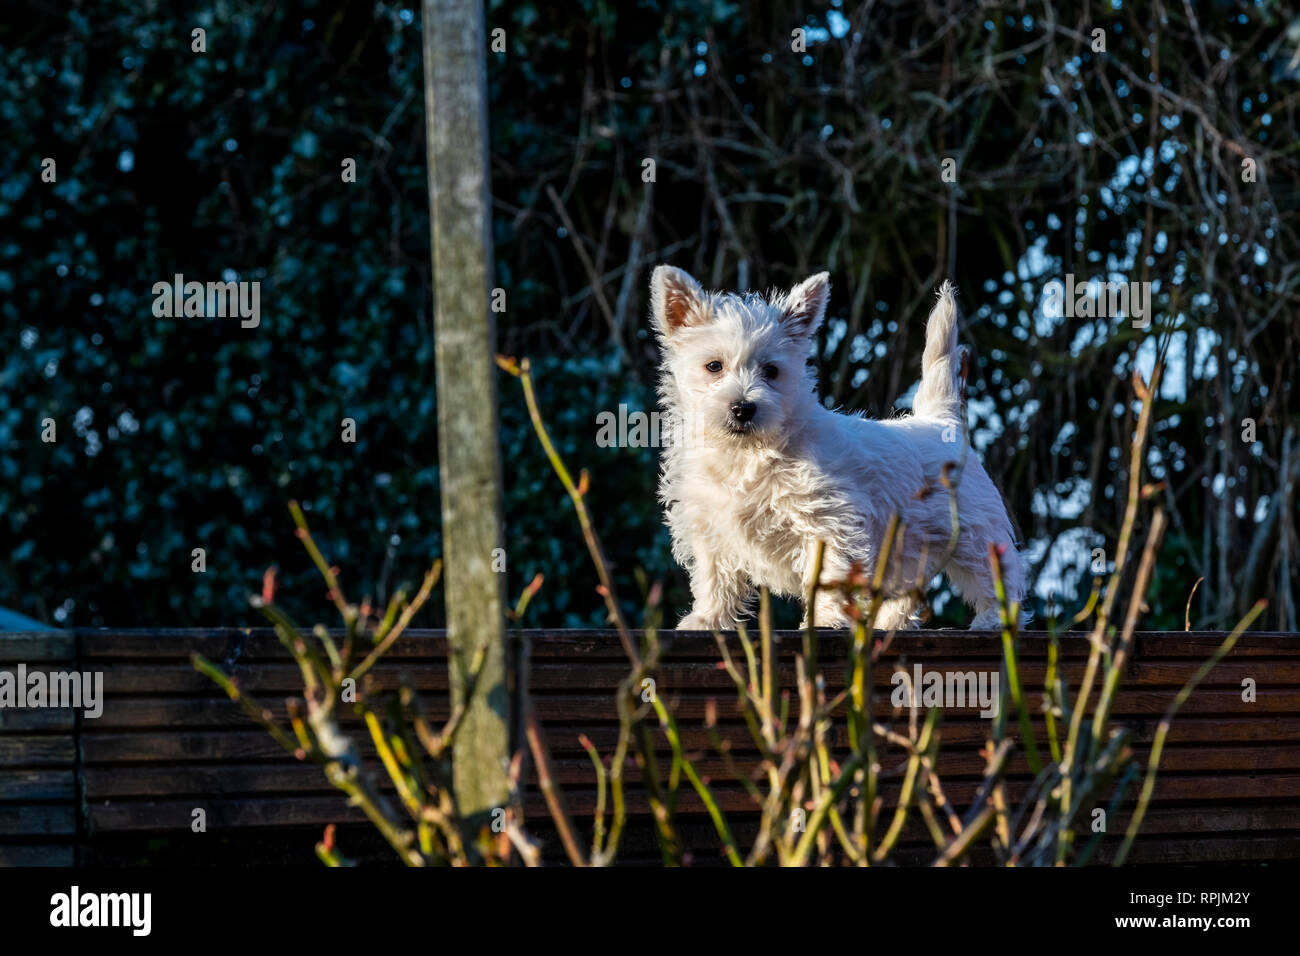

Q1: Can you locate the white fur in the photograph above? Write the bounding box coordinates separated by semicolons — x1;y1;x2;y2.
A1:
651;266;1025;631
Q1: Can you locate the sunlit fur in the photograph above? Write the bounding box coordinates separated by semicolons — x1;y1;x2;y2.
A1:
651;265;1025;631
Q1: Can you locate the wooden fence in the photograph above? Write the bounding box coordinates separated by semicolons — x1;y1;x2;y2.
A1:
2;628;1298;865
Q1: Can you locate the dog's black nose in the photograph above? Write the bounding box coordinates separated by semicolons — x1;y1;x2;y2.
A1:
730;401;757;424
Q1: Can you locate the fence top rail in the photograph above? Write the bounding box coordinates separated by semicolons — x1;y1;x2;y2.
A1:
7;624;1289;639
2;627;1297;652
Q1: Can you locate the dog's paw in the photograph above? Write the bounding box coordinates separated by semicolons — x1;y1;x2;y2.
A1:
800;612;854;630
677;612;716;631
968;608;1004;630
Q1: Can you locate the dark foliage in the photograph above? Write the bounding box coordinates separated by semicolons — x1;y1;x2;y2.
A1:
2;0;1296;629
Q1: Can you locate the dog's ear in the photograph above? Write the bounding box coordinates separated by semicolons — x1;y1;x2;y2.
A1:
651;265;708;340
780;272;830;337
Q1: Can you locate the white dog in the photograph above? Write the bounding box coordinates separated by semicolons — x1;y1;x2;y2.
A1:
651;265;1025;631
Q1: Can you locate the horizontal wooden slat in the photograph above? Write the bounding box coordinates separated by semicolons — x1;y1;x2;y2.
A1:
531;804;1300;845
65;821;1300;867
81;695;1300;749
83;732;298;764
1090;804;1300;836
90;688;1284;723
530;689;1291;719
541;715;1300;748
694;807;1300;855
0;845;76;866
0;770;76;801
89;796;367;831
888;834;1300;866
72;628;1300;660
0;634;75;662
0;708;75;732
76;717;1300;768
543;657;1291;689
0;737;75;767
85;763;336;797
103;657;1287;691
86;770;1300;832
80;743;1300;799
510;776;1300;817
0;805;76;836
77;717;1300;770
79;632;445;662
1102;834;1300;864
97;664;442;695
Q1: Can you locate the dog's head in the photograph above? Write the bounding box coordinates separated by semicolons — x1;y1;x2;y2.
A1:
650;265;828;445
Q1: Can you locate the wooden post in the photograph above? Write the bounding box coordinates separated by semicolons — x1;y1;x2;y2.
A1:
421;0;509;829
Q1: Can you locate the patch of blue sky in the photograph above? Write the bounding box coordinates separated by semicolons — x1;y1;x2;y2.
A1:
1026;525;1106;605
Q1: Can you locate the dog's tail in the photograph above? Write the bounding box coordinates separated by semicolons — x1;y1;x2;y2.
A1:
911;280;965;422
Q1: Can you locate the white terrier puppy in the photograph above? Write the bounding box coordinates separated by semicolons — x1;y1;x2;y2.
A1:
651;266;1025;631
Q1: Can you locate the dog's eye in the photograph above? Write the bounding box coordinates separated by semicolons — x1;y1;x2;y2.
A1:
705;360;723;373
762;364;779;380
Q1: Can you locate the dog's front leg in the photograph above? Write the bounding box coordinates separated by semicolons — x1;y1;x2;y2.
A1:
800;543;855;629
677;549;751;631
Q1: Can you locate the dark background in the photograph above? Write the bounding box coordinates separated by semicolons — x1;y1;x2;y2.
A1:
1;0;1297;631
